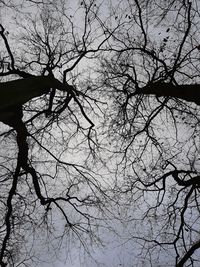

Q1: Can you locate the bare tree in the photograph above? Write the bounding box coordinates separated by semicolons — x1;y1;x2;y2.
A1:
96;0;200;266
0;1;113;266
1;0;200;266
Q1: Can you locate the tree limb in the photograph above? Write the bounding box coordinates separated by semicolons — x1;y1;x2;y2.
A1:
177;239;200;267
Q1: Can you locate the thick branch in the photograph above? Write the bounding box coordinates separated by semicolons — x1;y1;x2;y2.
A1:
0;163;20;266
177;239;200;267
172;171;200;187
0;118;27;266
139;82;200;106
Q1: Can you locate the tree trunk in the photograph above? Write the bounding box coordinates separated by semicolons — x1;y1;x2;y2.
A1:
0;76;74;110
139;82;200;106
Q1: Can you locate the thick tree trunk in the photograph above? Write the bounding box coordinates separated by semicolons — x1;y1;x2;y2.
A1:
0;76;74;110
139;82;200;106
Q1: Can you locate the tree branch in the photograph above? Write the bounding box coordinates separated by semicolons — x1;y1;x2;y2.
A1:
177;239;200;267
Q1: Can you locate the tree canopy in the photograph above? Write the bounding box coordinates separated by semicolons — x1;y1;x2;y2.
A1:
0;0;200;266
